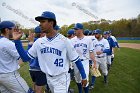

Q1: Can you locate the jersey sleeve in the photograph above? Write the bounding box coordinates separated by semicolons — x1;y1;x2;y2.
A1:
111;36;117;42
27;40;38;59
110;38;116;47
66;39;80;63
5;42;20;60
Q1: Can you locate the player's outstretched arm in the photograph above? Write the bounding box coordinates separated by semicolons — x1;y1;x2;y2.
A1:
90;52;97;69
14;40;31;62
13;30;31;62
115;42;120;48
75;59;88;87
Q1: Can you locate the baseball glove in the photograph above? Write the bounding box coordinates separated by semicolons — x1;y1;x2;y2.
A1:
90;67;101;77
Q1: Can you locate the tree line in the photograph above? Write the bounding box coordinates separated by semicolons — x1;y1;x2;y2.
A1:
20;14;140;38
60;14;140;37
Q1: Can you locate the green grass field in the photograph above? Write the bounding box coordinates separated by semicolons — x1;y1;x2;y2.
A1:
19;47;140;93
118;40;140;44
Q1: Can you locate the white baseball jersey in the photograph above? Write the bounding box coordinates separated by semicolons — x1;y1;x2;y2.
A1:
27;33;79;76
93;38;110;57
71;36;94;60
88;35;96;42
0;37;20;73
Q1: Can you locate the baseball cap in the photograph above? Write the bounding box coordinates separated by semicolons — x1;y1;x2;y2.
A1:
0;21;15;29
67;29;75;35
35;11;56;22
34;26;41;33
103;31;107;35
94;29;102;34
54;25;60;31
84;29;89;35
73;23;83;30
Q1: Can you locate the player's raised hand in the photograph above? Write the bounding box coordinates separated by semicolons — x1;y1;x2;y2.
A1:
12;29;23;40
82;79;88;87
28;30;35;42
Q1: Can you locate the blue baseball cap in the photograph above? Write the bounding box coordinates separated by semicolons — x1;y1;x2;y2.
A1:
67;29;75;35
73;23;83;30
84;29;89;35
89;30;92;35
103;31;108;35
35;11;56;22
94;29;102;34
0;21;15;29
54;25;60;31
34;26;41;33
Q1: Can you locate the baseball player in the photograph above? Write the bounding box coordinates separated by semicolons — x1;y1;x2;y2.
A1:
0;21;32;93
108;30;120;63
67;29;75;39
27;26;48;93
90;29;110;89
71;23;96;93
13;11;88;93
67;29;75;93
87;30;97;89
103;31;115;70
67;29;75;81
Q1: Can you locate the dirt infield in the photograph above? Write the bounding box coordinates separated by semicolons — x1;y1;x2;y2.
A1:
23;43;140;50
119;43;140;50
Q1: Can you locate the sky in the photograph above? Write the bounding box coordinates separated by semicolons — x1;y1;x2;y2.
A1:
0;0;140;28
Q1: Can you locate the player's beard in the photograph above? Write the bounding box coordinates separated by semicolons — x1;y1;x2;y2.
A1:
95;35;99;39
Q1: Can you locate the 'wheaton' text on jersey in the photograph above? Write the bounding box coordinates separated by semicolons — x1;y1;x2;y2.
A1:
40;47;62;56
74;43;87;48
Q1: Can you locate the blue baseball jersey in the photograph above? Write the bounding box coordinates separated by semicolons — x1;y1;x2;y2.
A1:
110;35;120;48
105;37;115;55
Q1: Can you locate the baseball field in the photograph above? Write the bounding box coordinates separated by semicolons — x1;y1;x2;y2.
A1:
19;46;140;93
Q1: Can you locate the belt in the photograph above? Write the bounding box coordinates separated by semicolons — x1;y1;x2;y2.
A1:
47;72;67;77
96;56;104;58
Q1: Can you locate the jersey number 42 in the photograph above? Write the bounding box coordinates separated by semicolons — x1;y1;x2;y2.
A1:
54;58;63;67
